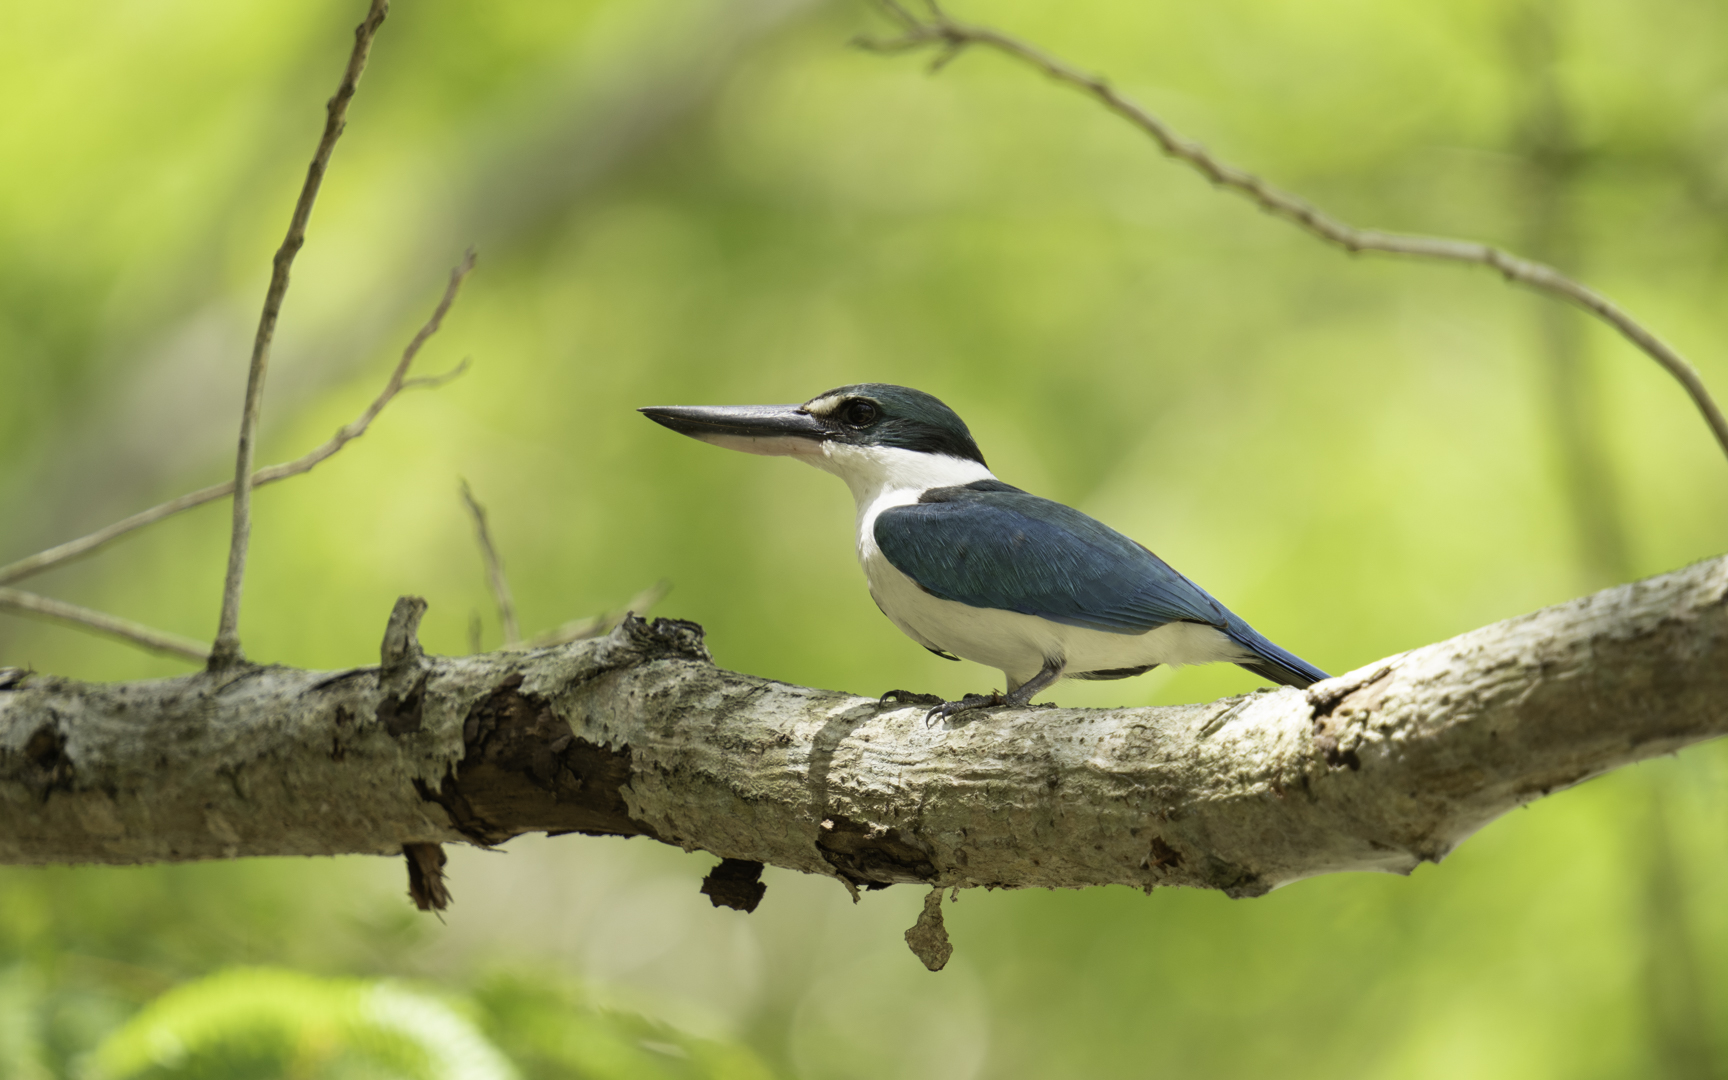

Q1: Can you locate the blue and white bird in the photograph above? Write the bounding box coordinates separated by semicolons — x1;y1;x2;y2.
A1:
641;384;1327;720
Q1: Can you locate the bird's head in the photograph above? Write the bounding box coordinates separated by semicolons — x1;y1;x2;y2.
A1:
640;383;990;497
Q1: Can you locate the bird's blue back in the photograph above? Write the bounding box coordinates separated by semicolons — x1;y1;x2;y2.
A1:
874;480;1328;686
874;480;1229;632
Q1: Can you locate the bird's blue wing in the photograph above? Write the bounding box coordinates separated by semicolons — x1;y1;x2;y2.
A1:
873;480;1228;634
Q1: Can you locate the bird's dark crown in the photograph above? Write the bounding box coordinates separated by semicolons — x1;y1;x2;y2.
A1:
801;383;986;466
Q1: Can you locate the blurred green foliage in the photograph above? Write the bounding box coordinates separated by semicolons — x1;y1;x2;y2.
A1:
2;0;1727;1075
91;969;502;1080
0;960;772;1079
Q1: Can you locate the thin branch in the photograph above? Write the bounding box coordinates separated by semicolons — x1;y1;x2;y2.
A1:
211;0;392;669
522;580;672;648
457;480;520;647
857;5;1728;468
0;588;208;663
400;357;471;392
0;254;475;590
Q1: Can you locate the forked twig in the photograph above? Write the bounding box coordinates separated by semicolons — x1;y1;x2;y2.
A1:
858;3;1728;467
0;589;209;663
0;252;475;590
523;580;672;649
211;0;392;668
458;480;521;647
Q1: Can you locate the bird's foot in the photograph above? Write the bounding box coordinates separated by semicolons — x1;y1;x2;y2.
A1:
879;689;945;708
923;692;1007;727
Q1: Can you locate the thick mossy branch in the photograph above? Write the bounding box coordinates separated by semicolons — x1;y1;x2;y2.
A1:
1;556;1724;901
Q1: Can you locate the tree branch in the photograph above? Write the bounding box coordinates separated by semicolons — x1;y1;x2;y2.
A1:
457;481;520;647
521;580;670;649
211;0;391;669
857;3;1728;468
0;589;208;663
3;556;1722;915
0;253;474;592
0;0;805;615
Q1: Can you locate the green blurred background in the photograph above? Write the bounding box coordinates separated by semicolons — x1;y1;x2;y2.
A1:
3;0;1728;1075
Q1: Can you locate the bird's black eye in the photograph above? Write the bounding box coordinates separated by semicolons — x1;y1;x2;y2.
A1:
840;399;879;427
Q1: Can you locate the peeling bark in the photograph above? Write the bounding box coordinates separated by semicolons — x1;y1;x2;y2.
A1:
1;557;1724;905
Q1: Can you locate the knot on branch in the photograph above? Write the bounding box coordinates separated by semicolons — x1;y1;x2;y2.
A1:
1307;664;1394;771
605;613;711;666
378;596;430;736
416;671;653;847
11;723;76;801
817;814;938;888
380;596;429;683
1306;663;1394;718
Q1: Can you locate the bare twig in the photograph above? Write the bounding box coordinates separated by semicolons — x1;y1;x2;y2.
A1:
457;480;520;647
211;0;392;669
859;4;1728;468
522;580;671;649
0;254;475;590
0;589;208;663
400;358;471;392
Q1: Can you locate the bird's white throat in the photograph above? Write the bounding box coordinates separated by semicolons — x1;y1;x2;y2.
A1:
807;443;995;516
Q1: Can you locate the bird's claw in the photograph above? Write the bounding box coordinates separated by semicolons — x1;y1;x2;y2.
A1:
923;692;1006;728
880;689;945;708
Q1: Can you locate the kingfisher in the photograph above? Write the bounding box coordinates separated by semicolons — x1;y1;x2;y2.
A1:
641;384;1327;721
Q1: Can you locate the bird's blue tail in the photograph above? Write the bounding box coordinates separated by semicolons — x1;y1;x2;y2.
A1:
1227;621;1328;689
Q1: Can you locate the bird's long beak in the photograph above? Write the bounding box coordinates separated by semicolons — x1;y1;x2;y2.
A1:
639;403;827;457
